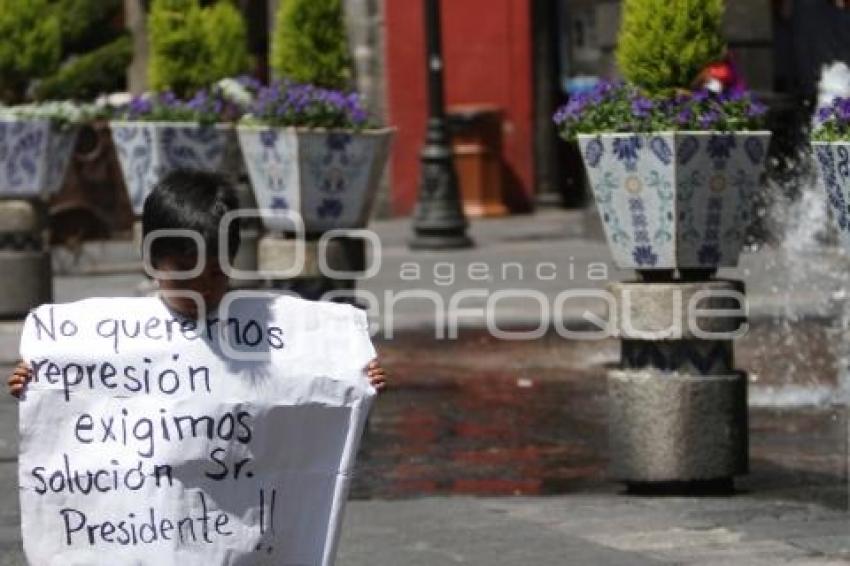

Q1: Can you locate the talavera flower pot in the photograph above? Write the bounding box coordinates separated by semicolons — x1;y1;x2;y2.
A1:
0;119;79;197
812;141;850;249
237;126;394;233
577;131;771;270
110;121;242;215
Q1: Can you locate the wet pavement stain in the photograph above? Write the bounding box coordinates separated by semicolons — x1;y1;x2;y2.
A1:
352;362;609;499
351;329;849;507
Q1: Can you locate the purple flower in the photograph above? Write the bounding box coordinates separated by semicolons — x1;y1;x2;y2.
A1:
237;75;263;92
158;91;179;108
630;96;654;118
746;100;767;118
817;106;834;122
724;88;746;102
186;90;208;111
673;92;692;105
117;84;248;123
836;99;850;121
351;107;368;124
692;89;711;103
552;81;767;142
128;96;152;117
247;81;371;128
699;110;720;129
553;106;568;125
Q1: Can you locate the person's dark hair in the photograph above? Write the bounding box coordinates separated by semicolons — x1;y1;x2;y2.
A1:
142;169;241;267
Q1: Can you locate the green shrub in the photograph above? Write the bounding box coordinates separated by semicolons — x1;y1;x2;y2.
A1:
54;0;124;54
0;0;128;103
616;0;726;94
271;0;352;90
34;35;133;101
148;0;250;96
203;2;251;85
0;0;61;103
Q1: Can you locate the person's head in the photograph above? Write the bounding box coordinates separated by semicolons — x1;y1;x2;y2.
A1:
142;169;240;318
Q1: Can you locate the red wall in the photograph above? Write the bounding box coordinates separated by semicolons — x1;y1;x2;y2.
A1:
385;0;534;215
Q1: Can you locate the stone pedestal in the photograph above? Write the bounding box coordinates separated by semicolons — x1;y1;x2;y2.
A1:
258;235;366;303
607;279;748;488
608;370;748;482
0;200;52;318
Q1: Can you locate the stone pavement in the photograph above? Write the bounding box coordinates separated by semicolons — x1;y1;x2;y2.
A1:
0;209;849;564
339;493;850;565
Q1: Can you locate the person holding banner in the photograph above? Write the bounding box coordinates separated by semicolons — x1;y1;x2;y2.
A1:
7;169;386;564
9;169;388;396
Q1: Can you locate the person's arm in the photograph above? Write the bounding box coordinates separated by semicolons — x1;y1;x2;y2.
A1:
8;361;30;398
365;358;387;393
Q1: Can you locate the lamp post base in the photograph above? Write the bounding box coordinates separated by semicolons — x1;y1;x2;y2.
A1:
408;232;473;250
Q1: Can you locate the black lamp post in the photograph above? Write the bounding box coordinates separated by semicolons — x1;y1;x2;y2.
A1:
409;0;473;250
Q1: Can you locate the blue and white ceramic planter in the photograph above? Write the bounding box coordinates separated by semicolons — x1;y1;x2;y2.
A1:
812;141;850;249
110;121;242;215
237;126;393;233
577;131;771;270
0;119;78;198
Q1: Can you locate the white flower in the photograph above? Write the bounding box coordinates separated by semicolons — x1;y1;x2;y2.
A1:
96;92;133;108
818;62;850;109
216;78;254;108
0;100;94;124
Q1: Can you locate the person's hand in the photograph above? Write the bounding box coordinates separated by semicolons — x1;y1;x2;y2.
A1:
366;358;387;393
8;361;31;398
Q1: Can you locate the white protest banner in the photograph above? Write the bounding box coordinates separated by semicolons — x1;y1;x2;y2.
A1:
18;294;376;566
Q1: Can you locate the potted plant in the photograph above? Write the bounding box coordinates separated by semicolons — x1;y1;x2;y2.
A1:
0;0;90;198
109;0;250;214
554;0;771;274
0;103;88;198
237;0;392;234
110;85;248;214
238;82;392;233
812;96;850;248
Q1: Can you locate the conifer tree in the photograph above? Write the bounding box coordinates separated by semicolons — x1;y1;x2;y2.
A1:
616;0;726;93
148;0;249;96
271;0;352;90
0;0;61;103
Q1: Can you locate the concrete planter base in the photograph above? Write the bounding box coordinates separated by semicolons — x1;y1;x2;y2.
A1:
257;236;365;279
607;370;748;483
257;236;365;303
